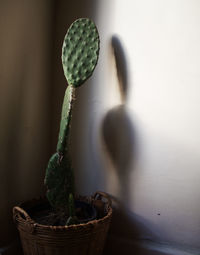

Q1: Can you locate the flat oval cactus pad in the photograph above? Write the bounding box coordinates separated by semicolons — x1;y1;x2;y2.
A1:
62;18;100;87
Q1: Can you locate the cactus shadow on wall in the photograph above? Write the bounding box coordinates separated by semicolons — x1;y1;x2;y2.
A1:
102;104;134;201
102;35;134;203
102;36;156;254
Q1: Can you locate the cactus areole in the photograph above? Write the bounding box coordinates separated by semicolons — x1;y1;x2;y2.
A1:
44;18;100;224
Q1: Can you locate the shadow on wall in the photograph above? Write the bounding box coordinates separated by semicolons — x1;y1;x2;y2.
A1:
102;105;134;201
102;35;133;203
102;36;156;254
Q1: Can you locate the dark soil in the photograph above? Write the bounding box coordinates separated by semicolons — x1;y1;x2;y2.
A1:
28;200;98;226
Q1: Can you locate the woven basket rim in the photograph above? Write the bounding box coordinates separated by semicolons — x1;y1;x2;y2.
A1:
14;194;112;231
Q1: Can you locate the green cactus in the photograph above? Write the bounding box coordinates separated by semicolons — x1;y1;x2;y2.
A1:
44;18;100;223
57;85;74;154
62;18;100;87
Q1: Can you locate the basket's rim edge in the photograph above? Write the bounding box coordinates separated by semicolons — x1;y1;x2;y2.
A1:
15;196;113;230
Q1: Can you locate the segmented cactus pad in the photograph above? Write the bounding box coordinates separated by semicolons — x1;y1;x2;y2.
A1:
62;18;100;87
45;153;74;209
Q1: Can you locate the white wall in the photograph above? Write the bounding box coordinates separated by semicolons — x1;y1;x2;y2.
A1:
72;0;200;251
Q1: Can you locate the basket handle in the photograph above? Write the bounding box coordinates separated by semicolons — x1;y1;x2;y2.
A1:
93;191;112;207
13;206;36;233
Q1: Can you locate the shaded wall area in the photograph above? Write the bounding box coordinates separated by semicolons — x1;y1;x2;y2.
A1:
0;0;54;245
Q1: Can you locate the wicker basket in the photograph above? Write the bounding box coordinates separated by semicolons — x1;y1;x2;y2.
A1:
13;192;112;255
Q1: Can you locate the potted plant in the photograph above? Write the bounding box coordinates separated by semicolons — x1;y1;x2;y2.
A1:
13;18;112;255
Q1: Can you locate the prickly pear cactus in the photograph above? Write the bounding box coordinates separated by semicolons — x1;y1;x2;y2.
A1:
62;18;100;87
44;18;100;220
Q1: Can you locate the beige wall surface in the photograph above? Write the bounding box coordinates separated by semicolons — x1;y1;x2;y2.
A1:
0;0;54;245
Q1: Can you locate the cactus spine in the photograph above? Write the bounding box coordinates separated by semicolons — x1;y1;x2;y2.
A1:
44;18;100;223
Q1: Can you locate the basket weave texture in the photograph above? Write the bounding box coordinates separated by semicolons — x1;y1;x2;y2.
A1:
13;192;112;255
